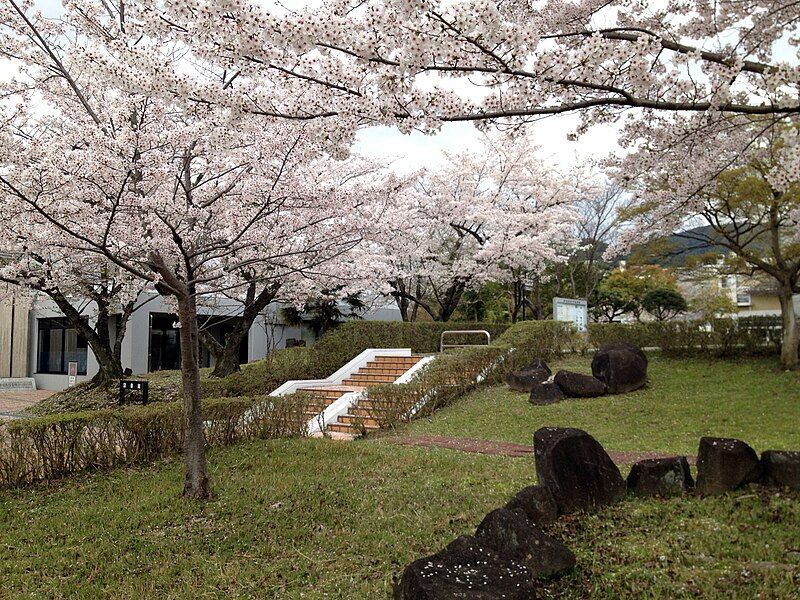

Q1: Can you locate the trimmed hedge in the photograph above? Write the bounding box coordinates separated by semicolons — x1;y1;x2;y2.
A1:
588;316;782;357
363;345;509;428
310;320;511;374
200;321;511;399
0;395;308;488
492;320;578;369
200;346;315;399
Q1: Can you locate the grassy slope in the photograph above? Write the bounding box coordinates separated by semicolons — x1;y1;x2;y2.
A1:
4;356;799;598
1;438;798;599
399;355;800;455
0;439;532;599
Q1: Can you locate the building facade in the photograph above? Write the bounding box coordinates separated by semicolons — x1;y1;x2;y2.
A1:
0;291;401;391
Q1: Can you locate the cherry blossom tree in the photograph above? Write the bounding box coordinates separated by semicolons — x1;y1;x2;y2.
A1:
133;1;797;134
0;247;142;385
383;135;575;321
192;156;399;378
0;1;397;498
129;1;797;332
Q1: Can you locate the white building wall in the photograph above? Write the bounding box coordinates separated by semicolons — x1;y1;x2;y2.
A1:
22;291;401;391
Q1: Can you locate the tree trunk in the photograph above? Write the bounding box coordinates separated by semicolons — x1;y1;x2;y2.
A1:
208;320;250;378
411;283;422;321
777;282;799;370
510;281;521;323
90;343;124;385
436;281;467;322
199;282;279;378
176;293;212;500
393;291;411;322
47;289;125;386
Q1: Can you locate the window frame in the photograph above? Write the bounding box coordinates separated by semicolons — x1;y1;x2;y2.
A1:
736;293;752;307
36;317;89;375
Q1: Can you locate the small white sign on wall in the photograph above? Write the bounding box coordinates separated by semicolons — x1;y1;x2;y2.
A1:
553;297;588;332
67;361;78;387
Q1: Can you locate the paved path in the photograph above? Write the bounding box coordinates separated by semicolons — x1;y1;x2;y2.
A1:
387;435;696;465
0;390;52;419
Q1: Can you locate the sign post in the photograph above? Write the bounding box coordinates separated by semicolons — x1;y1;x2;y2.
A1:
553;297;588;332
67;361;78;387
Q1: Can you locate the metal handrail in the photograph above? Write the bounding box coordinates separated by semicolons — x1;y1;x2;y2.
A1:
440;329;491;352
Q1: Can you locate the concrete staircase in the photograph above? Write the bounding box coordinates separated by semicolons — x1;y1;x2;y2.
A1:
326;397;396;435
298;355;424;437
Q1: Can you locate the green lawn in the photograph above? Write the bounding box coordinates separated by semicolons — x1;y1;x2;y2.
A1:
0;439;533;598
2;355;799;598
398;355;800;455
1;437;798;599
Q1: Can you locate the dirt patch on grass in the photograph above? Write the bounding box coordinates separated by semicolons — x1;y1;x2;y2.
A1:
387;434;697;465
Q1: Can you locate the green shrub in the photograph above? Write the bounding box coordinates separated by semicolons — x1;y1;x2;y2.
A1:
310;320;510;374
492;320;578;368
588;317;782;357
202;320;511;399
0;396;308;489
34;321;514;414
200;346;315;398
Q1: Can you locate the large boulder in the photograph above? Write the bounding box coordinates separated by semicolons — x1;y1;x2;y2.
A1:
533;427;626;514
393;535;536;600
627;456;694;498
529;382;566;406
761;450;800;490
591;342;648;394
475;508;575;578
553;370;607;398
506;358;552;392
695;437;762;495
504;484;558;526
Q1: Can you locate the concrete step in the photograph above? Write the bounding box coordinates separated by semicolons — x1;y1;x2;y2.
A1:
297;386;362;394
355;399;404;409
327;422;379;434
347;406;402;417
372;358;423;366
343;376;397;385
352;367;409;376
347;372;399;380
338;414;380;427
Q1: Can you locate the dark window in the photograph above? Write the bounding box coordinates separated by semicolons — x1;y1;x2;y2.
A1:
149;314;246;372
149;314;182;372
36;318;88;375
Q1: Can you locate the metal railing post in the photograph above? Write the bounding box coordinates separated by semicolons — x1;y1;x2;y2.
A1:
439;330;491;352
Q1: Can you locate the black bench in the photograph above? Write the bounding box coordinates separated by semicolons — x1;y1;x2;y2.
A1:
119;380;150;405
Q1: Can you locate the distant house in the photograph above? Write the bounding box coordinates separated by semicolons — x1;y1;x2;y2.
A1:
0;291;401;391
631;225;799;319
682;268;799;317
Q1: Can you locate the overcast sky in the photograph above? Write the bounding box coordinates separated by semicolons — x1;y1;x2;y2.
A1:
354;118;619;173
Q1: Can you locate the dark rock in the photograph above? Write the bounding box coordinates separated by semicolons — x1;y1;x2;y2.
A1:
506;359;552;392
627;456;694;497
522;358;552;376
534;427;625;514
761;450;800;490
476;508;575;578
529;382;566;405
695;437;762;495
599;341;647;363
505;485;558;526
553;370;607;398
393;535;536;600
591;343;648;394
